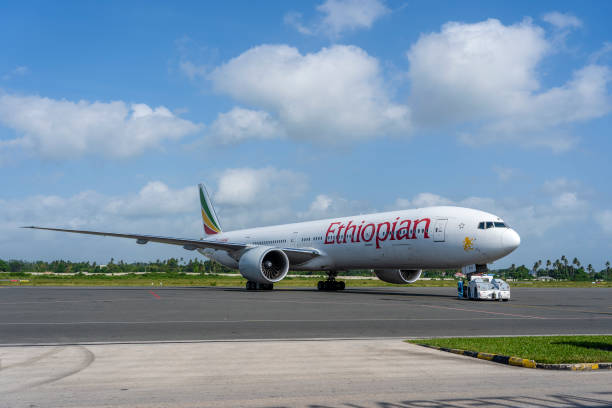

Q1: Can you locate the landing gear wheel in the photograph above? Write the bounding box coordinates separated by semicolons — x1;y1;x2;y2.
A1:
316;271;345;291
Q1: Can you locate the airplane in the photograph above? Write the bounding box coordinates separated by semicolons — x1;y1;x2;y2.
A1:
25;184;520;291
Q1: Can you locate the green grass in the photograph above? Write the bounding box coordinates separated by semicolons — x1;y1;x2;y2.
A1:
0;273;610;287
408;336;612;364
0;273;400;287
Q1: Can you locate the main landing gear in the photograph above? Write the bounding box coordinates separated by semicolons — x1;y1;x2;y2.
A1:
246;281;273;291
317;271;346;291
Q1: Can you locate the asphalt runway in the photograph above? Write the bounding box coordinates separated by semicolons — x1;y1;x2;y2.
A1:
1;286;611;344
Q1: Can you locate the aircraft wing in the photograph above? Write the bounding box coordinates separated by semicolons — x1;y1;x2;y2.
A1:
23;226;321;264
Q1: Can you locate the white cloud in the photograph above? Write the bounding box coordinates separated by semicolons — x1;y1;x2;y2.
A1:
552;192;584;210
299;193;369;220
408;19;549;125
2;66;29;80
407;18;612;151
596;210;612;234
309;194;333;213
493;166;519;182
392;178;589;238
1;172;309;261
179;61;207;80
0;93;201;159
394;193;452;209
284;12;314;35
542;11;582;29
542;177;581;194
104;182;197;218
0;182;202;262
286;0;389;37
213;167;309;228
209;44;410;143
209;107;283;144
316;0;389;36
215;167;307;206
590;42;612;64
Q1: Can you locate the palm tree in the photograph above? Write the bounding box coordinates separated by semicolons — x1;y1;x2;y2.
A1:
546;259;551;271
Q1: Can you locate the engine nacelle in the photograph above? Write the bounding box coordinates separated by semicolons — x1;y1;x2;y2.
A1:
374;269;422;284
238;246;289;284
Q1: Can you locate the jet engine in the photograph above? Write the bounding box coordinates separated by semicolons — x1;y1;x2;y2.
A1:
238;246;290;284
374;269;422;284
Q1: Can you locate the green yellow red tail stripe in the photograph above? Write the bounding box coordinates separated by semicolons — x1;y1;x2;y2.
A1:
199;184;222;235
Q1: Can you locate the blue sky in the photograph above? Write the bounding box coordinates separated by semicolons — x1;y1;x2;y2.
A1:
1;0;611;269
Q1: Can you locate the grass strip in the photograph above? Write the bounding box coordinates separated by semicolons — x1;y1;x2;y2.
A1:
407;335;612;364
1;273;610;288
0;273;411;287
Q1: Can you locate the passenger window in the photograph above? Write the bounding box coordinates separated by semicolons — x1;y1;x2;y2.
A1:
486;222;493;229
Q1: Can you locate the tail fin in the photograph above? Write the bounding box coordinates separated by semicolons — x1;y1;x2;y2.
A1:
198;184;222;236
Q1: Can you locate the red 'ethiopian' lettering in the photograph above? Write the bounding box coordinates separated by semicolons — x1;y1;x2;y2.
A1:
325;222;340;244
355;221;364;242
344;220;356;243
411;218;431;239
325;217;431;247
375;222;391;248
336;224;346;244
396;219;411;240
361;223;375;242
390;217;399;241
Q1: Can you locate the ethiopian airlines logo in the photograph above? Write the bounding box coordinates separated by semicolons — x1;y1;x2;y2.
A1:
325;217;431;249
463;237;475;251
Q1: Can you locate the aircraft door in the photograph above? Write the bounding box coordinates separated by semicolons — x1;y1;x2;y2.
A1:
433;219;448;242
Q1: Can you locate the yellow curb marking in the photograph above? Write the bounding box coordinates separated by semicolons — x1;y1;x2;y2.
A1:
477;352;494;361
571;363;599;371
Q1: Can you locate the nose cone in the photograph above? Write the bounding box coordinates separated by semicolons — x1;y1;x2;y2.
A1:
502;229;520;253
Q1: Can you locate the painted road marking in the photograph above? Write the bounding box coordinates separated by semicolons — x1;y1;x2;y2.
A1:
0;316;610;325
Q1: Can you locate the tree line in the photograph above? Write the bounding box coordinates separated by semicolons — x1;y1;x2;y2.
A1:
0;257;610;281
0;258;222;274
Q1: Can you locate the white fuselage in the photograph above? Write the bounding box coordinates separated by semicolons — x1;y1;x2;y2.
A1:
199;206;520;271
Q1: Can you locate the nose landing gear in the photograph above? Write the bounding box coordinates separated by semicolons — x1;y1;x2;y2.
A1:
317;271;346;291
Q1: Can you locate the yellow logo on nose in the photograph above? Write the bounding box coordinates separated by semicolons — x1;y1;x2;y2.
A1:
463;237;474;251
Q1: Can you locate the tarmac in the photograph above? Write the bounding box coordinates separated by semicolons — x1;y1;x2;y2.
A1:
0;286;611;344
1;286;611;407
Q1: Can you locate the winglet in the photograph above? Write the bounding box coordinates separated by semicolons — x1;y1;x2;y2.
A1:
198;184;222;235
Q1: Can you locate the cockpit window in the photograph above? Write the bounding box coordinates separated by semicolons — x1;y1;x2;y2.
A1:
479;221;509;229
